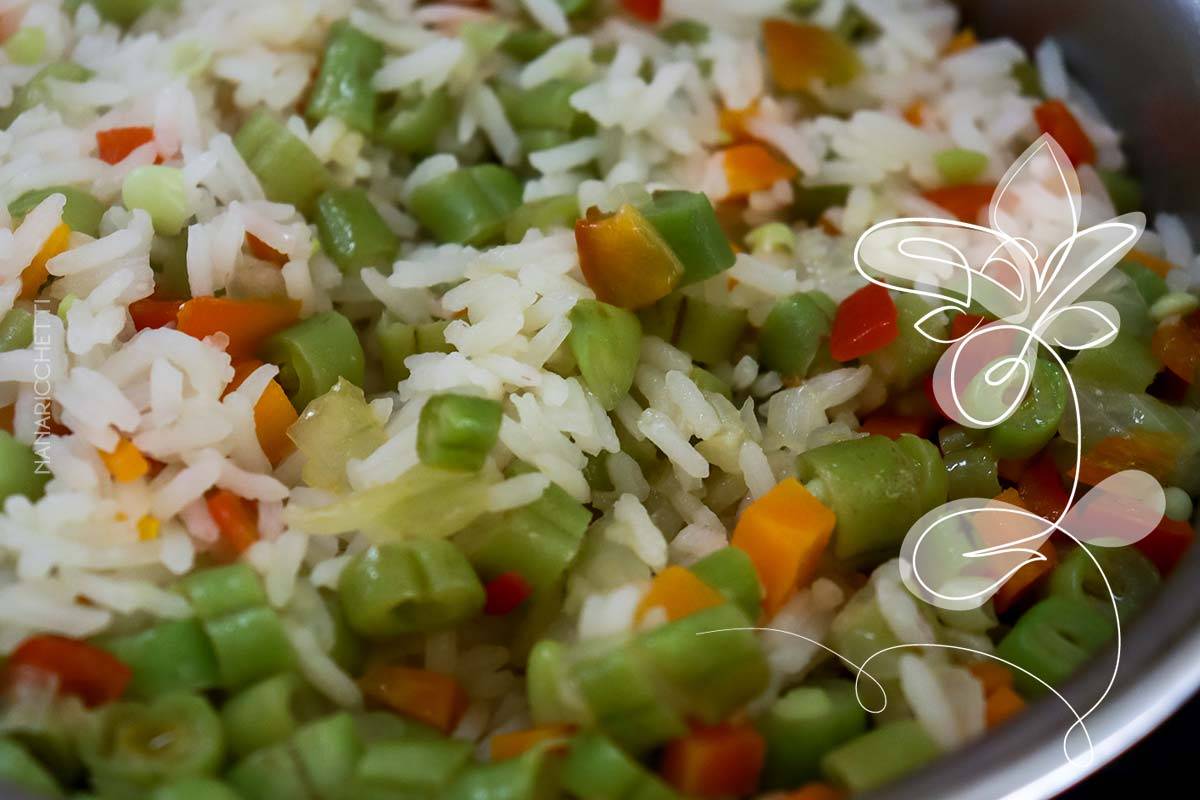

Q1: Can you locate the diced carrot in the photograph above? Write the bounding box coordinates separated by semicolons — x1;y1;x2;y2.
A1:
902;100;927;127
489;724;574;761
1125;248;1175;278
731;478;835;618
778;784;845;800
205;489;258;561
96;126;156;165
943;28;977;55
1073;431;1181;487
229;359;298;466
923;184;996;223
1033;99;1095;166
129;297;184;330
858;413;931;440
19;223;70;300
1152;312;1200;384
661;722;765;798
968;661;1014;695
991;537;1057;615
99;437;149;483
1134;517;1194;575
984;685;1025;728
176;296;301;359
719;100;761;144
634;565;726;626
359;665;468;734
245;233;289;266
722;143;798;198
972;490;1058;615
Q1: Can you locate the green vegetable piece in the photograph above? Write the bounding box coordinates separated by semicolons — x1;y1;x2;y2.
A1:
567;299;642;410
759;292;832;377
262;310;365;411
997;595;1116;695
306;22;383;133
571;642;688;754
526;639;581;726
373;315;417;387
314;188;398;273
0;430;49;503
496;79;584;133
1011;61;1044;98
820;719;940;793
675;297;746;365
689;365;732;399
1068;333;1159;394
944;444;1000;501
353;738;471;796
690;547;762;621
793;183;850;224
409;165;523;246
639;191;736;286
863;294;947;389
338;539;485;638
178;563;267;619
989;358;1067;459
377;89;449;155
8;187;106;238
220;673;322;758
150;778;243;800
505;194;580;242
226;743;309;800
151;232;191;299
417;393;503;472
1117;259;1168;306
350;711;441;744
759;680;868;789
0;308;34;353
122;165;190;235
797;434;947;562
0;61;92;127
934;147;989;186
0;737;62;798
1049;545;1161;624
291;713;363;799
80;693;224;797
501;28;557;60
83;0;176;27
99;619;220;698
519;128;573;153
286;377;384;493
443;745;559;800
203;606;296;689
233;110;330;213
1098;169;1142;216
4;27;46;65
561;732;680;800
660;20;709;45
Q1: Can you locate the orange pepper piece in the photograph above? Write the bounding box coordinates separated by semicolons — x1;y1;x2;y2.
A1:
968;661;1014;695
634;566;725;626
661;722;766;798
923;184;996;223
20;223;70;300
229;360;298;466
731;478;835;618
984;684;1026;728
719;100;761;143
762;19;861;91
1152;312;1200;383
722;143;798;198
176;296;301;359
489;724;574;761
992;537;1058;615
574;205;683;310
1033;99;1095;166
1073;431;1181;487
359;665;468;734
902;100;927;127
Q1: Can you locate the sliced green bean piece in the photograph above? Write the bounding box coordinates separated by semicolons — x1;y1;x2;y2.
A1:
306;22;383;133
997;595;1116;695
502;29;558;61
862;294;947;389
262;310;365;411
8;186;105;238
989;358;1067;459
660;19;709;45
1117;259;1168;306
177;563;267;620
98;619;220;698
150;778;243;800
377;89;449;155
314;188;398;273
934;147;988;186
0;62;92;127
496;79;584;132
675;297;746;365
292;713;363;799
1068;332;1159;394
505;194;580;243
639;191;736;286
0;308;34;353
417;393;503;471
233;110;330;213
561;732;679;800
793;183;850;224
353;737;471;796
203;606;296;689
759;292;831;377
0;737;62;798
0;431;49;503
572;641;688;754
443;745;559;800
820;719;940;793
408;165;523;246
690;547;762;621
759;680;868;789
567;298;642;410
1098;169;1142;216
226;743;309;800
1049;545;1161;624
220;673;323;758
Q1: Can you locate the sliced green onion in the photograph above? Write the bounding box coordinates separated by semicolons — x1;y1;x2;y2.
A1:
98;619;220;698
233;110;330;213
934;147;989;186
262;310;365;412
408;165;523;246
338;539;486;638
306;22;383;133
417;393;503;472
639;190;736;286
122;165;190;235
377;89;450;155
0;431;49;504
505;194;580;243
202;606;296;689
567;299;642;410
4;28;46;65
820;719;940;793
314;188;399;273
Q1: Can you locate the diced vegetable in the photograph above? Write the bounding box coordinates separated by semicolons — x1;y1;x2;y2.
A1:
177;563;267;619
759;292;832;377
763;19;861;90
506;194;580;242
561;732;679;800
497;78;586;134
675;297;747;366
490;724;573;761
576;204;684;310
443;744;559;800
219;673;319;758
150;778;241;800
99;620;220;698
352;737;471;797
661;722;766;798
634;565;725;625
97;126;156;165
690;547;763;621
758;681;867;789
5;635;132;708
204;489;259;561
1134;516;1194;574
417;393;503;472
314;188;399;273
1034;99;1095;166
829;284;898;362
997;595;1115;695
4;27;46;65
820;720;940;793
122;165;190;235
129;297;184;330
408;164;523;246
483;571;534;616
0;62;92;127
861;293;946;388
358;665;468;733
1152;312;1200;384
731;478;835;617
203;606;295;689
722;143;798;197
1049;545;1160;623
228;359;297;466
1099;169;1143;216
0;430;50;502
338;540;485;637
923;183;996;222
794;184;851;224
566;299;643;409
639;191;737;286
378;88;450;155
0;738;62;798
991;537;1057;615
8;186;105;237
261;310;365;411
233;110;330;212
621;0;662;23
934;147;989;185
989;358;1068;459
661;19;709;45
19;222;69;300
0;308;34;353
306;22;383;133
176;296;300;359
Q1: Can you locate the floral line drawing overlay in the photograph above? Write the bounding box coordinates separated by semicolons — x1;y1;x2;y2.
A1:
704;135;1166;767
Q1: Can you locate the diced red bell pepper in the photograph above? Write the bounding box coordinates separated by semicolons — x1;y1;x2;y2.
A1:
128;298;185;331
1033;99;1095;166
949;312;988;340
4;635;132;707
96;126;157;165
175;296;301;359
1017;452;1071;522
621;0;662;23
830;283;899;361
661;722;766;798
923;184;996;223
859;413;932;440
483;571;533;615
245;233;289;266
1134;517;1194;575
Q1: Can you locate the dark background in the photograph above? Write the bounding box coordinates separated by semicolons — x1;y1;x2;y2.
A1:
1061;693;1195;797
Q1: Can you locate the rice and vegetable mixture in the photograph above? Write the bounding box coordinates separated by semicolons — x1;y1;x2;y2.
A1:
1;0;1198;797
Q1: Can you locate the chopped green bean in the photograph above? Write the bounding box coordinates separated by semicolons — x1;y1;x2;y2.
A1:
863;294;947;389
203;606;296;689
759;292;832;377
443;745;559;800
0;308;34;353
1011;61;1044;98
233;110;330;213
220;673;322;758
1068;332;1160;394
639;191;736;286
99;619;220;698
571;642;688;754
496;79;585;133
0;738;62;798
9;187;106;238
675;297;747;365
262;310;365;411
943;444;1001;501
997;595;1116;695
122;165;191;235
561;732;680;800
745;221;796;254
408;165;523;246
0;431;50;504
178;563;268;619
934;147;989;186
793;183;850;224
306;22;383;133
226;743;308;800
690;547;763;621
314;188;398;273
1049;545;1160;624
417;393;503;471
378;89;449;155
338;539;485;638
0;62;92;127
353;738;471;796
759;680;868;789
150;232;191;299
660;20;710;45
820;719;940;793
567;299;642;410
501;29;558;61
505;194;580;242
989;358;1067;459
150;778;243;800
291;713;363;799
1098;169;1143;216
1117;259;1168;306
